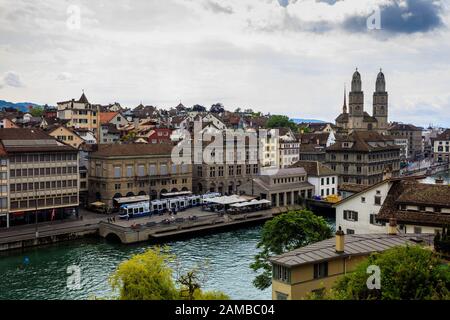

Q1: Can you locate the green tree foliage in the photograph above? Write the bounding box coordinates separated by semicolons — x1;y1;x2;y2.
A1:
110;247;229;300
30;106;44;117
250;210;333;290
110;247;179;300
434;226;450;255
323;246;450;300
266;115;297;130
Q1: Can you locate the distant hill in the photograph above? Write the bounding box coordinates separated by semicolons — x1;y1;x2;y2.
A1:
291;118;326;124
0;100;42;112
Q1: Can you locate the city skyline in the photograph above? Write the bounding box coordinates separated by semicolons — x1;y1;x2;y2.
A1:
1;0;449;127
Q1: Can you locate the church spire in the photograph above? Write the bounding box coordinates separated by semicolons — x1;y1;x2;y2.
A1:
343;84;347;114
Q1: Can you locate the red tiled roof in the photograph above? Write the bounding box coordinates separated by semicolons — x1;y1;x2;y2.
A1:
99;112;119;124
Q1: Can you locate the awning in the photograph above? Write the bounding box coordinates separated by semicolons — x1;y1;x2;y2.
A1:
230;199;271;208
203;195;249;205
161;191;192;197
114;195;150;204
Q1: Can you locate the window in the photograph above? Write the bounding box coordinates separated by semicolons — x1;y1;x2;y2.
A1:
374;196;382;205
160;164;168;175
114;166;121;178
115;184;121;190
414;226;422;234
273;264;291;283
138;165;145;177
361;197;366;203
346;229;355;235
127;166;133;177
313;262;328;279
370;214;386;226
343;210;358;221
149;165;157;176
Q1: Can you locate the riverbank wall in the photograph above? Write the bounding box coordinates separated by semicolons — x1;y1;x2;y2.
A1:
0;205;302;251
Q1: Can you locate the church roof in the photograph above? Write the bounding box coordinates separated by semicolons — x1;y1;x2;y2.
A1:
363;112;378;123
335;113;348;123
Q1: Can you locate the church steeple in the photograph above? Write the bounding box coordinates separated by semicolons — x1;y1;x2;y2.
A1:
342;84;347;114
349;68;364;117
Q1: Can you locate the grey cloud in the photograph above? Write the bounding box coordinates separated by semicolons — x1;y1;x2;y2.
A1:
203;1;234;14
3;71;24;88
343;0;444;34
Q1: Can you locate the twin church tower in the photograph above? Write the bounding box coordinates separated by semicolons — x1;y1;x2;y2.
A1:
335;69;389;134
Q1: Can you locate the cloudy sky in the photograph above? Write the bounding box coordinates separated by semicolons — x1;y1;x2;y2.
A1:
0;0;449;127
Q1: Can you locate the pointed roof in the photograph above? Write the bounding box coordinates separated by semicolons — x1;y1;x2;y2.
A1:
343;85;347;114
78;92;89;104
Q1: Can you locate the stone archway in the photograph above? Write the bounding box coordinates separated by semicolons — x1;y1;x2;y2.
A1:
126;192;135;197
138;191;146;196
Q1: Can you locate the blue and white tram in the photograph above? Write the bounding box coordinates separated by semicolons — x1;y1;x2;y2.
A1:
119;201;151;219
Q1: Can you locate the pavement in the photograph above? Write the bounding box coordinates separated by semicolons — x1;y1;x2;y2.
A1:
0;206;219;243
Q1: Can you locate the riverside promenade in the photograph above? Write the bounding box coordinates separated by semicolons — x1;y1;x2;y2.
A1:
0;205;301;251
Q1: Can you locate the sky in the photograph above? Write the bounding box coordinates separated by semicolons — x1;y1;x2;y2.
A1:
0;0;449;127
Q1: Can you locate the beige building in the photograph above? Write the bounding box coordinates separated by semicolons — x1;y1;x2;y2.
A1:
238;167;314;206
47;125;85;149
0;128;79;228
88;144;192;207
270;229;434;300
192;130;260;195
57;92;100;139
388;123;423;160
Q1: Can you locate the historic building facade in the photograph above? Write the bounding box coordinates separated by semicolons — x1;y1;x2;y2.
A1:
88;144;192;207
326;131;400;186
335;69;389;134
0;129;80;228
57;92;100;139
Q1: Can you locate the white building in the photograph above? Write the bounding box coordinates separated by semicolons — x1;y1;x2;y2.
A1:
335;180;391;235
291;161;338;198
334;178;450;235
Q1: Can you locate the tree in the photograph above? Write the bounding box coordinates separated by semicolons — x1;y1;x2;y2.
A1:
110;247;178;300
434;226;450;255
210;103;225;114
321;246;450;300
110;247;229;300
192;104;206;112
250;210;333;290
30;106;44;117
266;115;297;131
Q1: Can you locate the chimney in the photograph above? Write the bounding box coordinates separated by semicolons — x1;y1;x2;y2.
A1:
388;218;397;235
335;226;345;253
383;167;392;181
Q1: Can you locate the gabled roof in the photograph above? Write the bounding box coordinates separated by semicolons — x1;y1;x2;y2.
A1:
377;180;450;226
290;160;336;177
326;131;399;152
269;233;434;268
435;129;450;141
388;123;422;131
100;112;119;124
